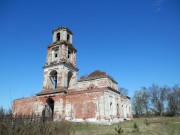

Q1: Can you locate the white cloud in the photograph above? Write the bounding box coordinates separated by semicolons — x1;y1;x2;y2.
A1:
153;0;165;12
156;7;162;12
155;0;164;7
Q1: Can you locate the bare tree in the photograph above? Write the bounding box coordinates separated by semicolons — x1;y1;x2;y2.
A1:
132;92;139;116
132;90;144;116
141;87;149;116
167;85;180;116
132;84;179;117
132;87;150;116
149;84;167;116
119;87;128;96
0;107;5;118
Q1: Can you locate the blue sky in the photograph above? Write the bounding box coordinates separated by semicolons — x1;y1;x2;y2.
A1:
0;0;180;109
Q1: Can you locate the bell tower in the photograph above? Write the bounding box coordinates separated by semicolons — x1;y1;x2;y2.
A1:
42;27;78;91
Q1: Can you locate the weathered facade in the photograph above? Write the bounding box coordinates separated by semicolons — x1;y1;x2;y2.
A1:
13;27;132;124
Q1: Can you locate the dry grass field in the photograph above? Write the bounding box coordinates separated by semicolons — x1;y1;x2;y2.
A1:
0;116;180;135
70;117;180;135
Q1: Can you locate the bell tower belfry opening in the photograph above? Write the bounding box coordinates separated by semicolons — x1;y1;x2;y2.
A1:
42;27;78;91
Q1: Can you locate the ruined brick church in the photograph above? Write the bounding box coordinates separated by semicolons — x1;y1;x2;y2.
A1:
13;27;132;124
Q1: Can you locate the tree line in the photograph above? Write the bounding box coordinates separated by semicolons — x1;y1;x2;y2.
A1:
130;84;180;117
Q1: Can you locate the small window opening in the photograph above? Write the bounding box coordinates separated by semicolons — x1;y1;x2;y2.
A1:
110;102;112;108
67;34;70;42
56;33;60;41
53;48;59;60
68;50;71;59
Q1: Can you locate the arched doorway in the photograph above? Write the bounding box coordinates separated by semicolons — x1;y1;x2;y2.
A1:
44;98;54;119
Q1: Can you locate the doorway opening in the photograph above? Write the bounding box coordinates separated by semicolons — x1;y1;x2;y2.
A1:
45;98;54;119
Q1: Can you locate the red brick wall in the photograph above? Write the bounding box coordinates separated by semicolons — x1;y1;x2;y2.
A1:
66;90;103;119
13;97;37;115
12;88;132;120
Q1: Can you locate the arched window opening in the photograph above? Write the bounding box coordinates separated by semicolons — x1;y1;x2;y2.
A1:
45;98;54;119
117;104;119;116
67;71;73;88
50;70;57;89
121;105;124;117
55;54;58;58
110;102;112;109
54;48;59;58
67;34;70;42
56;33;60;41
51;47;59;62
68;50;71;59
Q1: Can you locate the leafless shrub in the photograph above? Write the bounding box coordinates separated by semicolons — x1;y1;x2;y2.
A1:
0;108;72;135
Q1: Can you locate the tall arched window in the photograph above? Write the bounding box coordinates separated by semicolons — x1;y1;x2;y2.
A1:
67;71;73;88
50;70;57;89
117;104;119;116
56;33;60;41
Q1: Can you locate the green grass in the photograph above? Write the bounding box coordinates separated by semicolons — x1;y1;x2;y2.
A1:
0;116;179;135
70;117;180;135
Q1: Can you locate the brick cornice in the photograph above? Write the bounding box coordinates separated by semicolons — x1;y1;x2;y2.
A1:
36;87;120;96
43;61;79;71
78;76;118;84
52;27;73;35
48;40;77;52
36;89;67;96
67;87;120;95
